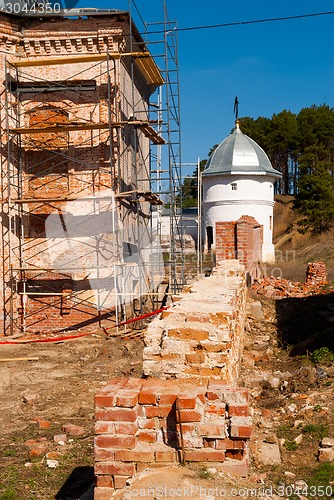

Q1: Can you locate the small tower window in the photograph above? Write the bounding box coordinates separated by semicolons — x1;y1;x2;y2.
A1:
269;216;272;230
231;182;237;191
206;226;213;251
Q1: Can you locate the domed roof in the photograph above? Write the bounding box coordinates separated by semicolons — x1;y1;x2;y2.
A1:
202;122;282;178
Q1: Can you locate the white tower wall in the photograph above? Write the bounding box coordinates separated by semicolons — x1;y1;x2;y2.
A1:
202;175;276;262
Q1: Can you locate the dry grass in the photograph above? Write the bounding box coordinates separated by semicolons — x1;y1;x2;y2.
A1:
273;195;334;279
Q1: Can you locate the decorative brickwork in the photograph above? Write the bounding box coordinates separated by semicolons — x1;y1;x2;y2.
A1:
94;377;251;498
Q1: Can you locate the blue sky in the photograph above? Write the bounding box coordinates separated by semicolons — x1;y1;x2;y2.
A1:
77;0;334;172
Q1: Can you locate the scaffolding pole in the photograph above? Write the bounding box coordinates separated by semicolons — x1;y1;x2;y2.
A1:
1;13;167;335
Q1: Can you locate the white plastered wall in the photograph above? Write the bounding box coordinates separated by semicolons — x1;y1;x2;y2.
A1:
202;174;277;262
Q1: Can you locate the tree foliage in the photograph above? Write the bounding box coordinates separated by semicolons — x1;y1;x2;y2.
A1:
180;104;334;233
239;104;334;194
293;146;334;232
238;105;334;232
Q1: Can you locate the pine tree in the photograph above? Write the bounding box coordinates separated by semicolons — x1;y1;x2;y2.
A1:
294;146;334;233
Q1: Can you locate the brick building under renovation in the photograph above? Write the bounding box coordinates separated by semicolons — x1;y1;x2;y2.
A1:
0;8;181;336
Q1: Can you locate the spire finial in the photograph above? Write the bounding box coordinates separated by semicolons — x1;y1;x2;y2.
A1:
233;96;239;122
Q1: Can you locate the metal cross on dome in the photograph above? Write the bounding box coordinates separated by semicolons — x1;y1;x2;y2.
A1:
234;96;239;121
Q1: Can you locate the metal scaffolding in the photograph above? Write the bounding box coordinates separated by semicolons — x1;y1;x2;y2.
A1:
144;1;184;293
1;4;183;336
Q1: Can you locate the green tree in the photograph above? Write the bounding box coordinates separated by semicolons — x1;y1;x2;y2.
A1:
297;104;334;156
179;159;207;208
294;146;334;233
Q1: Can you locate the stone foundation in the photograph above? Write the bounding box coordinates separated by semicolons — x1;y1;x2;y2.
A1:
143;260;246;385
94;377;251;499
94;260;250;498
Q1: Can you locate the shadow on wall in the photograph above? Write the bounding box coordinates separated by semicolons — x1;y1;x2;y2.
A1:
276;292;334;356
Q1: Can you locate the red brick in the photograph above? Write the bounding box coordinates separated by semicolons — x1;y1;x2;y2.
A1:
62;424;85;436
137;431;156;443
181;423;195;433
228;405;249;417
206;403;226;416
95;435;136;449
95;422;115;434
34;418;51;429
230;425;252;439
184;449;225;462
168;327;209;341
215;438;245;450
29;444;48;457
145;406;172;418
95;408;137;422
124;379;143;389
206;391;220;401
158;394;177;405
94;448;115;461
226;449;244;461
203;438;215;448
114;450;155;462
96;475;114;488
138;418;157;429
197;424;224;437
95;462;135;475
95;394;116;407
177;397;197;409
155;450;177;462
114;422;139;435
138;391;157;405
116;392;138;408
114;475;131;489
185;353;205;364
179;410;202;422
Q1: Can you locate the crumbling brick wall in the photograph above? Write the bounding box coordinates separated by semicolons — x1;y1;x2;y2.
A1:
94;260;250;498
306;262;328;286
94;378;251;499
215;216;263;272
143;260;246;385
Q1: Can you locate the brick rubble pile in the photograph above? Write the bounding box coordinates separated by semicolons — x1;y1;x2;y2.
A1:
252;262;332;300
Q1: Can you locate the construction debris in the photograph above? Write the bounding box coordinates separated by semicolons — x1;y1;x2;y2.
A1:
252;262;332;299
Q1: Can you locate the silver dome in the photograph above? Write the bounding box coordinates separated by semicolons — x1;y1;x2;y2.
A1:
203;123;282;178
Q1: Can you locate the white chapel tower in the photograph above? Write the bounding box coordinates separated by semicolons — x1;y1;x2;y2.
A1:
202;121;282;263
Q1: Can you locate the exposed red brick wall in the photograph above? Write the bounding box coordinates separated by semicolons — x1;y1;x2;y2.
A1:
94;378;251;498
216;216;263;272
306;262;328;286
0;13;155;335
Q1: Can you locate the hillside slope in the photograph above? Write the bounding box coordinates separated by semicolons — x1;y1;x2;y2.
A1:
273;195;334;260
272;195;334;280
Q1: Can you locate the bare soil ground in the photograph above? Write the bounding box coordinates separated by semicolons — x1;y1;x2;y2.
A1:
0;332;143;499
1;293;334;499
